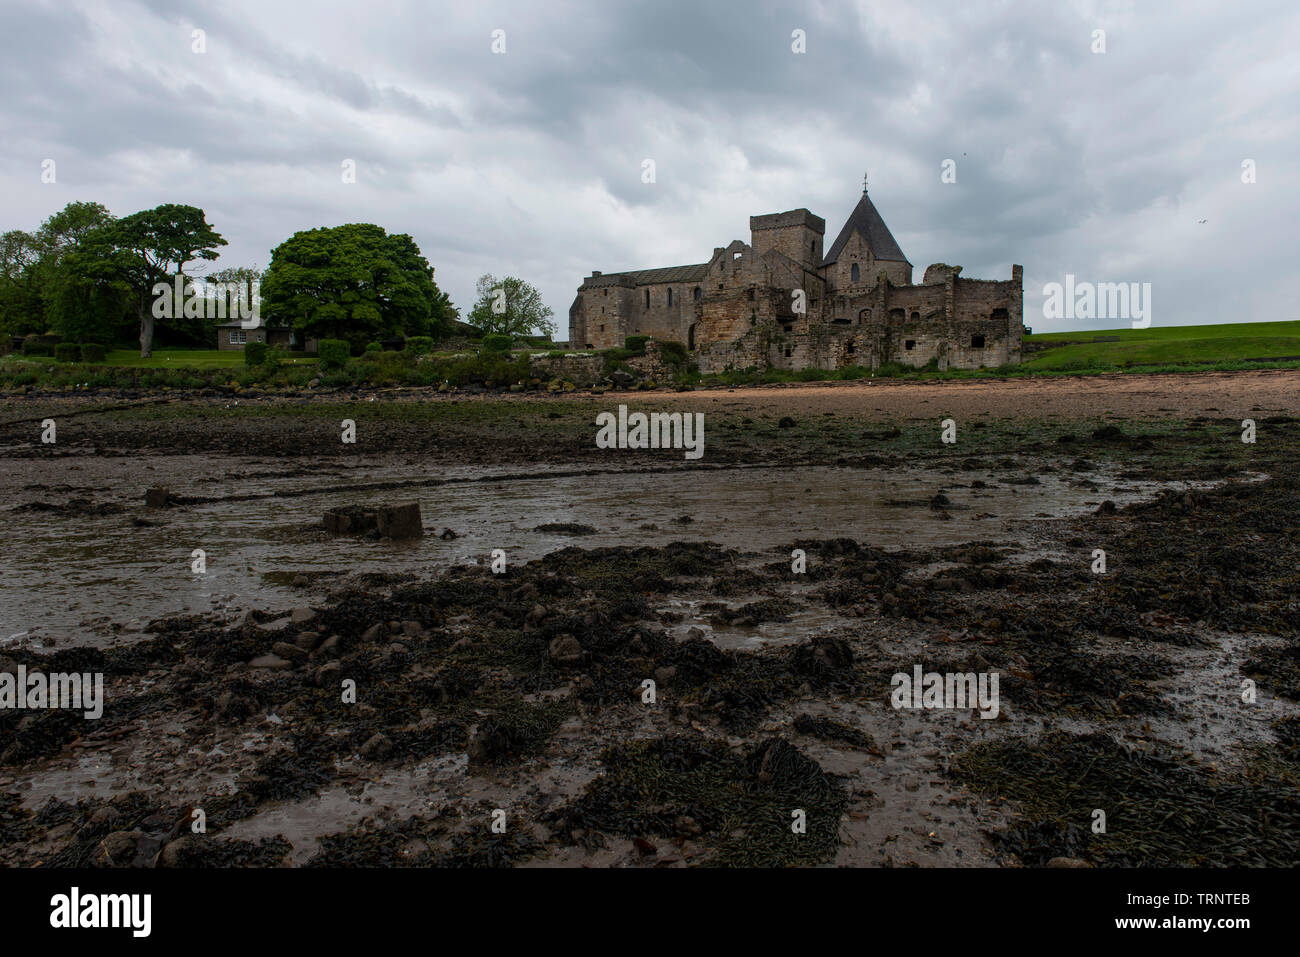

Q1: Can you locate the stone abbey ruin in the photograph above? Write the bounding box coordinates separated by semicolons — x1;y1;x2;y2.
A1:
569;187;1024;372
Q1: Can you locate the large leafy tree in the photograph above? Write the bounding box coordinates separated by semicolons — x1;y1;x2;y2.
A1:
103;204;227;357
36;203;132;344
0;230;44;337
468;274;555;337
261;224;451;353
1;202;120;339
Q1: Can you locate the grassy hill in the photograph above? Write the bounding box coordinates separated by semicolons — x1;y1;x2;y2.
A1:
1023;321;1300;371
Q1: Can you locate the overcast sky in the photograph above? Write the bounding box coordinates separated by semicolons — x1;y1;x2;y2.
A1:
2;0;1296;335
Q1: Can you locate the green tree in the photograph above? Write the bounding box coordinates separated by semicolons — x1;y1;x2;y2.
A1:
102;204;227;357
0;230;43;337
261;224;451;353
468;274;555;337
45;239;134;345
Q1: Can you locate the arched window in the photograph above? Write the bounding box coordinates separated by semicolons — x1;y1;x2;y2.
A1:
667;288;673;306
851;263;860;282
693;286;701;301
645;289;650;308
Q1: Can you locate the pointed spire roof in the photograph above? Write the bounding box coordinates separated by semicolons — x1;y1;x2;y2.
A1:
821;190;910;267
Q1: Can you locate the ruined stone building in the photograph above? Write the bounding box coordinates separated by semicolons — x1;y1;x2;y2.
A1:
568;188;1023;372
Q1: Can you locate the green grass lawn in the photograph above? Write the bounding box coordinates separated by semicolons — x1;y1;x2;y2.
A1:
18;348;317;368
1023;320;1300;370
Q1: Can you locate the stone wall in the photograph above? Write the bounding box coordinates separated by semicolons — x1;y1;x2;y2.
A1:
626;339;675;383
527;352;605;386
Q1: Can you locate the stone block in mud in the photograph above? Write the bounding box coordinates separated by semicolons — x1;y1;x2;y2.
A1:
323;505;378;535
377;502;423;539
144;486;172;508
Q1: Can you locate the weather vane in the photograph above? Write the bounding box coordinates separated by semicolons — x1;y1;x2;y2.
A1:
863;171;868;193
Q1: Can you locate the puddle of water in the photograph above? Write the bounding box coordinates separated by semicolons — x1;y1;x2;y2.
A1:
0;459;1233;647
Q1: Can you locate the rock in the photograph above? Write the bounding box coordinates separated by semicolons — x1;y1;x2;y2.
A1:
439;528;458;540
377;502;423;540
314;660;342;688
94;830;160;868
144;487;172;508
90;807;120;827
291;574;310;587
272;641;308;662
778;416;796;428
401;838;431;862
674;815;702;837
156;835;197;867
1097;500;1117;515
360;732;393;759
400;620;423;638
1046;857;1092;868
290;607;316;625
361;623;385;643
318;635;342;654
323;505;378;535
249;654;292;670
654;666;677;685
548;634;583;665
215;690;255;722
294;631;322;651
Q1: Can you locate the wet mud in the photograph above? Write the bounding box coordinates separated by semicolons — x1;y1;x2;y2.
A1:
1;382;1298;867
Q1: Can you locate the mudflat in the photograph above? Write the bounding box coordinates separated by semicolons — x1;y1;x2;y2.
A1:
1;370;1297;868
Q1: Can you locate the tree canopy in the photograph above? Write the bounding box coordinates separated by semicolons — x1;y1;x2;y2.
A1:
468;274;555;338
103;204;227;356
261;223;452;353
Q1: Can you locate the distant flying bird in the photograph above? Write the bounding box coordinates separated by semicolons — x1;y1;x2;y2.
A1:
1198;219;1208;224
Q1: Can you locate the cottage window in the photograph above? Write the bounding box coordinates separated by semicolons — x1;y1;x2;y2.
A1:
228;330;247;344
645;289;650;308
911;311;920;322
905;339;916;350
971;335;986;348
693;286;701;301
667;288;673;306
851;263;860;282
